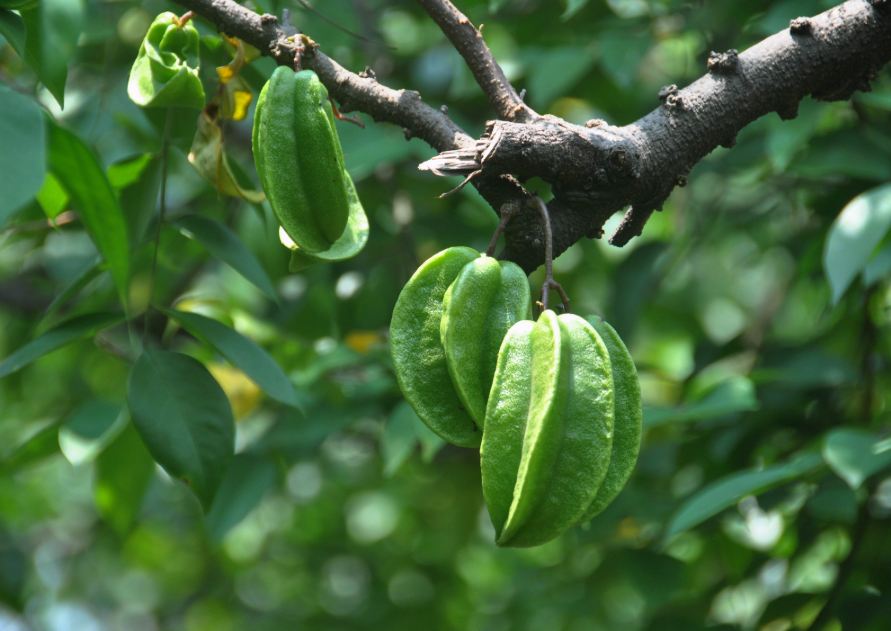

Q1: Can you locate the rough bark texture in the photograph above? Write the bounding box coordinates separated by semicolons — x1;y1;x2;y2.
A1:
169;0;891;274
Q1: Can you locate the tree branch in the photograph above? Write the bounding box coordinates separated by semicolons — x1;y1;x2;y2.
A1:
423;0;891;268
413;0;536;123
170;0;891;275
170;0;472;153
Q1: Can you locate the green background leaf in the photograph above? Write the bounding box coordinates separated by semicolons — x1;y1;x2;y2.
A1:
19;0;83;108
0;83;44;226
204;454;276;541
823;182;891;304
172;214;277;301
663;453;824;542
127;349;235;511
0;312;125;380
94;421;155;536
46;120;131;304
0;9;26;63
822;428;891;490
162;309;300;408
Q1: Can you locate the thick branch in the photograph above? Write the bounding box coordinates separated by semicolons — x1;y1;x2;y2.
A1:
414;0;536;123
423;0;891;269
172;0;891;275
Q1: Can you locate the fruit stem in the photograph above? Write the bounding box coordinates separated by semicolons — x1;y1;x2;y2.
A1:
282;10;304;71
485;200;519;257
528;195;570;316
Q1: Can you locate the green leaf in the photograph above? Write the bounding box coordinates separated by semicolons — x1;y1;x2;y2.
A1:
562;0;589;19
663;452;824;542
415;413;447;464
643;378;759;428
0;421;62;473
382;401;420;477
793;130;891;182
822;429;891;490
33;255;104;333
599;31;650;90
526;46;597;109
46;120;131;304
58;400;125;466
0;83;45;227
20;0;84;108
0;311;125;380
172;214;277;301
824;183;891;304
94;421;155;536
106;154;154;189
117;156;161;245
0;8;26;62
65;400;121;440
35;173;68;220
161;309;300;408
204;454;276;541
127;350;235;511
863;241;891;287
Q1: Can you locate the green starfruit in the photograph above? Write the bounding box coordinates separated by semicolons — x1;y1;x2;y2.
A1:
578;317;642;521
440;256;531;427
390;247;481;448
253;67;350;254
481;311;615;548
280;171;369;271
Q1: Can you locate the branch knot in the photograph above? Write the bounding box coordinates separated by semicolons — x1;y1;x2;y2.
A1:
707;49;740;74
658;84;683;110
789;17;813;34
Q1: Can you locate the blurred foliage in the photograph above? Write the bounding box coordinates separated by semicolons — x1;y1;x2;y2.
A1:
1;0;891;629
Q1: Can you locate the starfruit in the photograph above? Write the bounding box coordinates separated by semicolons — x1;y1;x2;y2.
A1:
253;67;350;254
390;247;481;448
128;12;205;110
279;171;369;271
481;311;615;548
440;257;531;427
577;317;642;522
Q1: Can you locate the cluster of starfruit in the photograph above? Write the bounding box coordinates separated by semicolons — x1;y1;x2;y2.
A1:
253;67;368;271
391;248;643;547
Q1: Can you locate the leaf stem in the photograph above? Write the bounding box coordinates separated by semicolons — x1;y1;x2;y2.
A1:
144;108;173;345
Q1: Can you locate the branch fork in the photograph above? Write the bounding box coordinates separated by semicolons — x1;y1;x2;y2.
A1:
168;0;891;275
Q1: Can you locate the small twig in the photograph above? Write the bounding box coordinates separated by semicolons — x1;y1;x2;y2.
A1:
94;332;137;363
1;210;79;235
413;0;535;123
178;11;196;25
329;97;364;128
144;109;173;344
439;169;481;198
485;201;518;257
528;196;570;316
